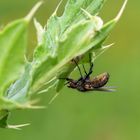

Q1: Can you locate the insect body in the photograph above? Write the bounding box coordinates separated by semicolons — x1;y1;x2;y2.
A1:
61;57;112;92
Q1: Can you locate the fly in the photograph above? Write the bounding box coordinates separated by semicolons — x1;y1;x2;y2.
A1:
60;55;114;92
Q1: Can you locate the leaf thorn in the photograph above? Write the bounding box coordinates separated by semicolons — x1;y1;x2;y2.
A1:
25;1;43;22
115;0;128;21
7;123;30;130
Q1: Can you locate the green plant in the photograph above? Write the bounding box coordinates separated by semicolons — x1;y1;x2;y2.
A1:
0;0;127;129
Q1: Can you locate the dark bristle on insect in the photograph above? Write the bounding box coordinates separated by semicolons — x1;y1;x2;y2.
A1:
60;54;115;93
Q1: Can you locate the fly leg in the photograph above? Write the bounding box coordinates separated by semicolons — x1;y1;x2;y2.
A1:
72;59;83;78
82;64;88;75
85;54;94;79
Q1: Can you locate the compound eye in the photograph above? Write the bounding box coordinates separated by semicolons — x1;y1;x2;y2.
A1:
84;84;91;90
68;82;77;88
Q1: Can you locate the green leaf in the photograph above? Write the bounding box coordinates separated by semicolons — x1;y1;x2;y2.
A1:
55;0;128;92
1;0;127;128
0;109;30;129
6;63;32;103
7;0;127;99
0;110;9;128
30;0;107;94
33;0;106;61
0;2;42;128
0;19;28;95
59;0;106;34
0;1;43;96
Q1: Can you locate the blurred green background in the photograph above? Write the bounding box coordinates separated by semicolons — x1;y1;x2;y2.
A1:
0;0;140;140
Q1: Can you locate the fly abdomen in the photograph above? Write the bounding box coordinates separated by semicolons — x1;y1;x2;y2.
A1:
91;72;110;88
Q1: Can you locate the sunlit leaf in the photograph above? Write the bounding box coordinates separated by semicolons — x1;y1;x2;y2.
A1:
0;2;42;128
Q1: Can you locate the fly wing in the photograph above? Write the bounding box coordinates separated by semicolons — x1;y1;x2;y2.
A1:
93;86;116;92
84;84;116;92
